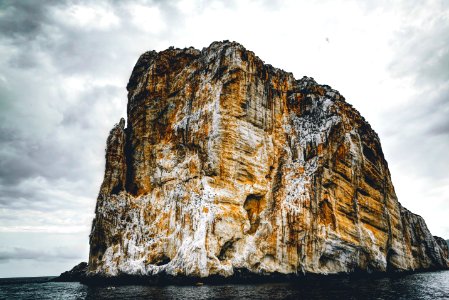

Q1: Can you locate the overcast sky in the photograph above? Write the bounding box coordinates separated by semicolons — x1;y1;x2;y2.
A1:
0;0;448;277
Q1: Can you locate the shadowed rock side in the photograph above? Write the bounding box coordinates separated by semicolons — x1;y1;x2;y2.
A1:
52;262;87;282
88;41;449;280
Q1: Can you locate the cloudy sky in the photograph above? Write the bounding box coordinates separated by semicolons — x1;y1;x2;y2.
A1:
0;0;448;277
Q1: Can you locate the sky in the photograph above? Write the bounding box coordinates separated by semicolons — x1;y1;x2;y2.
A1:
0;0;448;277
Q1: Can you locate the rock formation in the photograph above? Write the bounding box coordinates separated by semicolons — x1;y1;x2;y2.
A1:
87;41;449;280
53;262;87;282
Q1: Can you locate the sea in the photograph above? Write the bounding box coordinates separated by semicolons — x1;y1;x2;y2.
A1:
1;270;449;299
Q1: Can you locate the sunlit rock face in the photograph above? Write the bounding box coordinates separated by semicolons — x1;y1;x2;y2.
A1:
88;41;449;278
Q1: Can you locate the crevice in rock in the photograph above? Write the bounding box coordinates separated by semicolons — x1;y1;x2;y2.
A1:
154;255;171;266
218;240;235;261
364;173;381;190
357;188;369;197
362;144;377;164
111;183;123;195
319;198;336;230
271;154;286;206
318;254;329;268
322;180;336;188
124;126;138;195
244;194;266;234
386;248;397;272
265;165;275;179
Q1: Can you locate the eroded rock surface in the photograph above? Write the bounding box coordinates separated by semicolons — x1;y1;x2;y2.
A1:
88;41;449;279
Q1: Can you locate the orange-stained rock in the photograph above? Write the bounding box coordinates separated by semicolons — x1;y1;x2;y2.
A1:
88;41;449;278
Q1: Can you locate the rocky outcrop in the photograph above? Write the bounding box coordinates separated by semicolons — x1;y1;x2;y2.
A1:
434;236;449;265
53;262;87;282
398;207;448;270
87;41;449;280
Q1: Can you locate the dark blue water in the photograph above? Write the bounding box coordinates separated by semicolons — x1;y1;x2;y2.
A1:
1;271;449;299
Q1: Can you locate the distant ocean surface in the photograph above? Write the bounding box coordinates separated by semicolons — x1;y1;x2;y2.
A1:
1;271;449;299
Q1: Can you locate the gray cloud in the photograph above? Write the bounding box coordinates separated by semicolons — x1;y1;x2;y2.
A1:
0;246;82;262
0;1;194;258
0;0;130;240
0;0;58;39
389;13;449;85
379;1;449;181
364;1;449;238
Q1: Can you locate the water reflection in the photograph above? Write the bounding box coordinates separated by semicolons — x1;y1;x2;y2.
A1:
81;271;449;300
1;270;449;299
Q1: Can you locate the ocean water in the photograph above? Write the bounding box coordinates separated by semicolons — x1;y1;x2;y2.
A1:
1;271;449;299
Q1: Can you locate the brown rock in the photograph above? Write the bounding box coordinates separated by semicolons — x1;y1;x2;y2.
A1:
88;41;449;278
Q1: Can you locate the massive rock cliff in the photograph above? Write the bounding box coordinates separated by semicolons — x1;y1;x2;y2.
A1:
88;41;449;279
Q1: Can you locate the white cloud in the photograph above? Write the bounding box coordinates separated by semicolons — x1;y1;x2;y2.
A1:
176;0;198;15
52;3;120;31
127;4;166;34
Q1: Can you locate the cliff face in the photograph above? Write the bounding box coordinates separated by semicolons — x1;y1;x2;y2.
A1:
88;41;449;278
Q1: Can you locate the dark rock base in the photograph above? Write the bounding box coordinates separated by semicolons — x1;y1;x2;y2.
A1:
80;267;448;286
52;262;88;282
